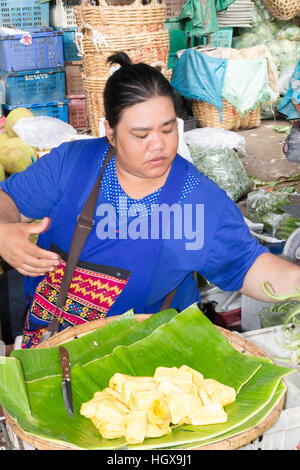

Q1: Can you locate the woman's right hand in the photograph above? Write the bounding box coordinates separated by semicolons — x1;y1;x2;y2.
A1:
0;217;61;277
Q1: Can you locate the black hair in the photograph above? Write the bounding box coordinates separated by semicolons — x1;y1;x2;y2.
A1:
103;52;178;129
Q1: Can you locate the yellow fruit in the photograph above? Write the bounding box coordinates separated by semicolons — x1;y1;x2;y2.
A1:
0;137;37;174
0;133;9;145
5;107;34;138
0;162;4;182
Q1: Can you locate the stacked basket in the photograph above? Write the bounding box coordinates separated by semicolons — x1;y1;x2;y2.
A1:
73;0;172;136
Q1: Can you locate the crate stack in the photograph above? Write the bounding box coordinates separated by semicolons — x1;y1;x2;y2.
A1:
0;0;69;122
50;0;89;130
72;0;172;136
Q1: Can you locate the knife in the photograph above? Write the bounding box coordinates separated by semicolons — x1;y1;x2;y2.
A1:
59;346;74;418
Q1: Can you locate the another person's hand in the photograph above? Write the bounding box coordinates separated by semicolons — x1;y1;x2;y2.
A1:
0;217;61;276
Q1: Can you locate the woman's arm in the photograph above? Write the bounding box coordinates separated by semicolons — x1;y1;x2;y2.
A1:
0;190;60;276
239;252;300;301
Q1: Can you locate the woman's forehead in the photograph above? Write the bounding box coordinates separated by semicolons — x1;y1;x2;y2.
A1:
120;95;176;128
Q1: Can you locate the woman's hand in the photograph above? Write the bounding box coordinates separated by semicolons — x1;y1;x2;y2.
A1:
0;217;61;277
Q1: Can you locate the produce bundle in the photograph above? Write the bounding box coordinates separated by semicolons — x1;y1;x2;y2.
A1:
246;189;300;239
188;146;253;202
232;0;300;109
262;282;300;364
80;366;236;444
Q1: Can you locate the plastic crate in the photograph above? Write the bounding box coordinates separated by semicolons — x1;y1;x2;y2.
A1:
169;30;187;53
0;0;49;29
195;27;233;48
60;27;82;62
162;0;186;18
66;94;88;129
50;0;77;28
238;326;300;450
165;18;183;31
65;61;84;96
3;100;69;122
168;52;179;70
0;30;64;73
0;68;66;106
180;114;197;132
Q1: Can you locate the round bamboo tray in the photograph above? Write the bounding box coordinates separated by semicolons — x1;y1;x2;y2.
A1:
192;99;261;131
3;314;286;450
262;0;300;20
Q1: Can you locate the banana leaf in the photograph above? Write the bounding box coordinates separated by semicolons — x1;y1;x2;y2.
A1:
0;304;295;449
11;308;178;382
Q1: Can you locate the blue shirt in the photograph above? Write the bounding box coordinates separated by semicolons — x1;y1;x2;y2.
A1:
0;137;268;313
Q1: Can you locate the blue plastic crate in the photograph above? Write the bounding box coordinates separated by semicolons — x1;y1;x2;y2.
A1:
60;27;82;62
0;68;66;106
0;30;64;73
0;0;49;29
4;100;69;122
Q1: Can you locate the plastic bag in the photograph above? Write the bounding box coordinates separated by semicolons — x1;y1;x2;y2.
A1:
188;146;253;201
13;116;78;149
184;127;247;156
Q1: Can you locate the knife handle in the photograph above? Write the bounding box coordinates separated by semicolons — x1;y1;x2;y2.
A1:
59;346;71;380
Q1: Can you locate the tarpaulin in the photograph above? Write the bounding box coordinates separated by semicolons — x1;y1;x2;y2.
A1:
171;48;227;118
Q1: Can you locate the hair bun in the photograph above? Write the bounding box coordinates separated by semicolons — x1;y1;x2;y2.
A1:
107;52;132;67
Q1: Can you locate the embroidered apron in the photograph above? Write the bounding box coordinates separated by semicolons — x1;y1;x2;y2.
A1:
22;144;189;348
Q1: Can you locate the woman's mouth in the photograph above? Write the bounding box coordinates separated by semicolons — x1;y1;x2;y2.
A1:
147;156;166;166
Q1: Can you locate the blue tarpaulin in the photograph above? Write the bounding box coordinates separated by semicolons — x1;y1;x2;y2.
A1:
171;49;227;119
278;60;300;121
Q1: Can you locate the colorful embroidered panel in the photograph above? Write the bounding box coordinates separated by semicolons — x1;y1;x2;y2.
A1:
22;255;131;349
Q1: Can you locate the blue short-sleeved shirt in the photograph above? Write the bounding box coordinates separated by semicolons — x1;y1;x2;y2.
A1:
0;137;268;313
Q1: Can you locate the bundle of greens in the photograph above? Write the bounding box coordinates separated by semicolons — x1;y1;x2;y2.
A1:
188;146;253;202
262;282;300;364
246;189;300;239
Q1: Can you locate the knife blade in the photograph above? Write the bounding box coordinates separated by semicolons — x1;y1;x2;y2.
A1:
59;346;74;418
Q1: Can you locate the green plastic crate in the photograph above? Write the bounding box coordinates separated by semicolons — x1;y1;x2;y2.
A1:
164;18;183;31
169;30;187;52
194;27;233;48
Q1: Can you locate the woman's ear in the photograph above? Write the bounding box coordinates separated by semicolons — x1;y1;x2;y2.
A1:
104;120;116;147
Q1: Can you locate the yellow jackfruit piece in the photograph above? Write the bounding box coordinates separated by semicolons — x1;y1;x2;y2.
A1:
0;137;37;174
131;390;171;426
125;411;147;444
5;107;34;138
200;379;236;407
0;133;9;145
188;403;228;426
146;423;172;438
167;392;203;425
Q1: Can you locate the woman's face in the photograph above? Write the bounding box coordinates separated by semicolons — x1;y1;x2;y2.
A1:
105;95;179;180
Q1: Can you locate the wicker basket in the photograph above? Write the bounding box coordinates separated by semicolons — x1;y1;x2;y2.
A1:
262;0;300;20
74;0;166;31
2;314;285;450
192;98;261;131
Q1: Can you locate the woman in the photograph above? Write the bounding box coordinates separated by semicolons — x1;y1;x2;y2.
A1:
0;52;300;349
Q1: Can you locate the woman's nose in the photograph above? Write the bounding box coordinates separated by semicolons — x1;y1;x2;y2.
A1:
148;133;165;150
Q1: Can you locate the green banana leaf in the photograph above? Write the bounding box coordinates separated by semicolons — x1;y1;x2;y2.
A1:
0;304;295;449
11;308;178;382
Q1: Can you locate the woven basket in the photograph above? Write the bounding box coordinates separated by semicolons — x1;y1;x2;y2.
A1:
2;314;285;450
192;98;261;131
262;0;300;20
74;0;166;31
